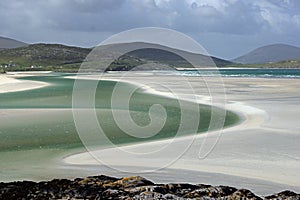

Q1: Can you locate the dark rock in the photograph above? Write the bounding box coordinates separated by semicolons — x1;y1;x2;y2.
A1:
219;185;238;196
103;176;154;189
0;175;298;200
227;189;262;200
88;174;119;182
154;183;201;197
103;188;122;199
265;190;300;200
183;185;237;198
133;191;183;200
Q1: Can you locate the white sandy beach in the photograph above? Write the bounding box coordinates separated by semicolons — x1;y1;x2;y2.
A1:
0;73;50;93
0;72;299;195
64;73;300;194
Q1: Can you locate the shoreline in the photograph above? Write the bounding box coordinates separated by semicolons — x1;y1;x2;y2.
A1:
0;72;299;195
1;175;299;199
63;73;300;194
0;73;50;93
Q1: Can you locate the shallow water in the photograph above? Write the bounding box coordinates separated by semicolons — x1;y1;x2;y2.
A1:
0;74;239;151
160;68;300;78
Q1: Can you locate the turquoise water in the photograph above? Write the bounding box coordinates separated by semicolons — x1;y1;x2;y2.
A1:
218;68;300;78
165;68;300;78
0;74;240;151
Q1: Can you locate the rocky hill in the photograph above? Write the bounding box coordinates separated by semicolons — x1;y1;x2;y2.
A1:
104;42;233;68
0;42;232;72
1;36;300;70
0;43;91;71
0;175;298;199
233;44;300;64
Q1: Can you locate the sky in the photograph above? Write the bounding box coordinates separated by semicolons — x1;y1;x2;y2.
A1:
0;0;299;59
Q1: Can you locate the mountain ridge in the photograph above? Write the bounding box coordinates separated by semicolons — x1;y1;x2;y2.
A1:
0;41;232;71
233;44;300;64
1;36;300;70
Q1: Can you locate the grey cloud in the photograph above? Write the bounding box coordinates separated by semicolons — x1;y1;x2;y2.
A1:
62;0;124;13
0;0;296;34
0;0;299;58
171;0;269;35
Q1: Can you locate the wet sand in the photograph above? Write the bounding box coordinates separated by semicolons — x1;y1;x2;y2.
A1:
0;74;50;93
0;72;299;195
64;73;300;195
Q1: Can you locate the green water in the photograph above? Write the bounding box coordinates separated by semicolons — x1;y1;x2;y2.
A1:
0;74;240;152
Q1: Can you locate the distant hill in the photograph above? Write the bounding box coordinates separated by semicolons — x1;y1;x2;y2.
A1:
261;59;300;68
233;44;300;64
100;42;232;71
227;58;300;68
0;36;27;49
0;42;232;72
124;43;232;68
0;43;91;70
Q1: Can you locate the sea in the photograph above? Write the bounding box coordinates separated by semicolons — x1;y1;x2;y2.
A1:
154;68;300;78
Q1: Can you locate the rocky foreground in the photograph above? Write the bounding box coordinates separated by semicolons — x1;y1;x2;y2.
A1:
0;175;299;200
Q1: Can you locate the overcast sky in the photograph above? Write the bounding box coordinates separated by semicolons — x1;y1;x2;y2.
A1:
0;0;299;59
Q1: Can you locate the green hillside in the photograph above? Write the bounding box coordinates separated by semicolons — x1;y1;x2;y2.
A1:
126;47;232;68
0;42;234;72
1;41;299;73
0;43;91;72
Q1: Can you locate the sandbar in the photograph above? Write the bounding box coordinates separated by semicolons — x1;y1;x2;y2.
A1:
0;73;50;93
64;73;300;194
